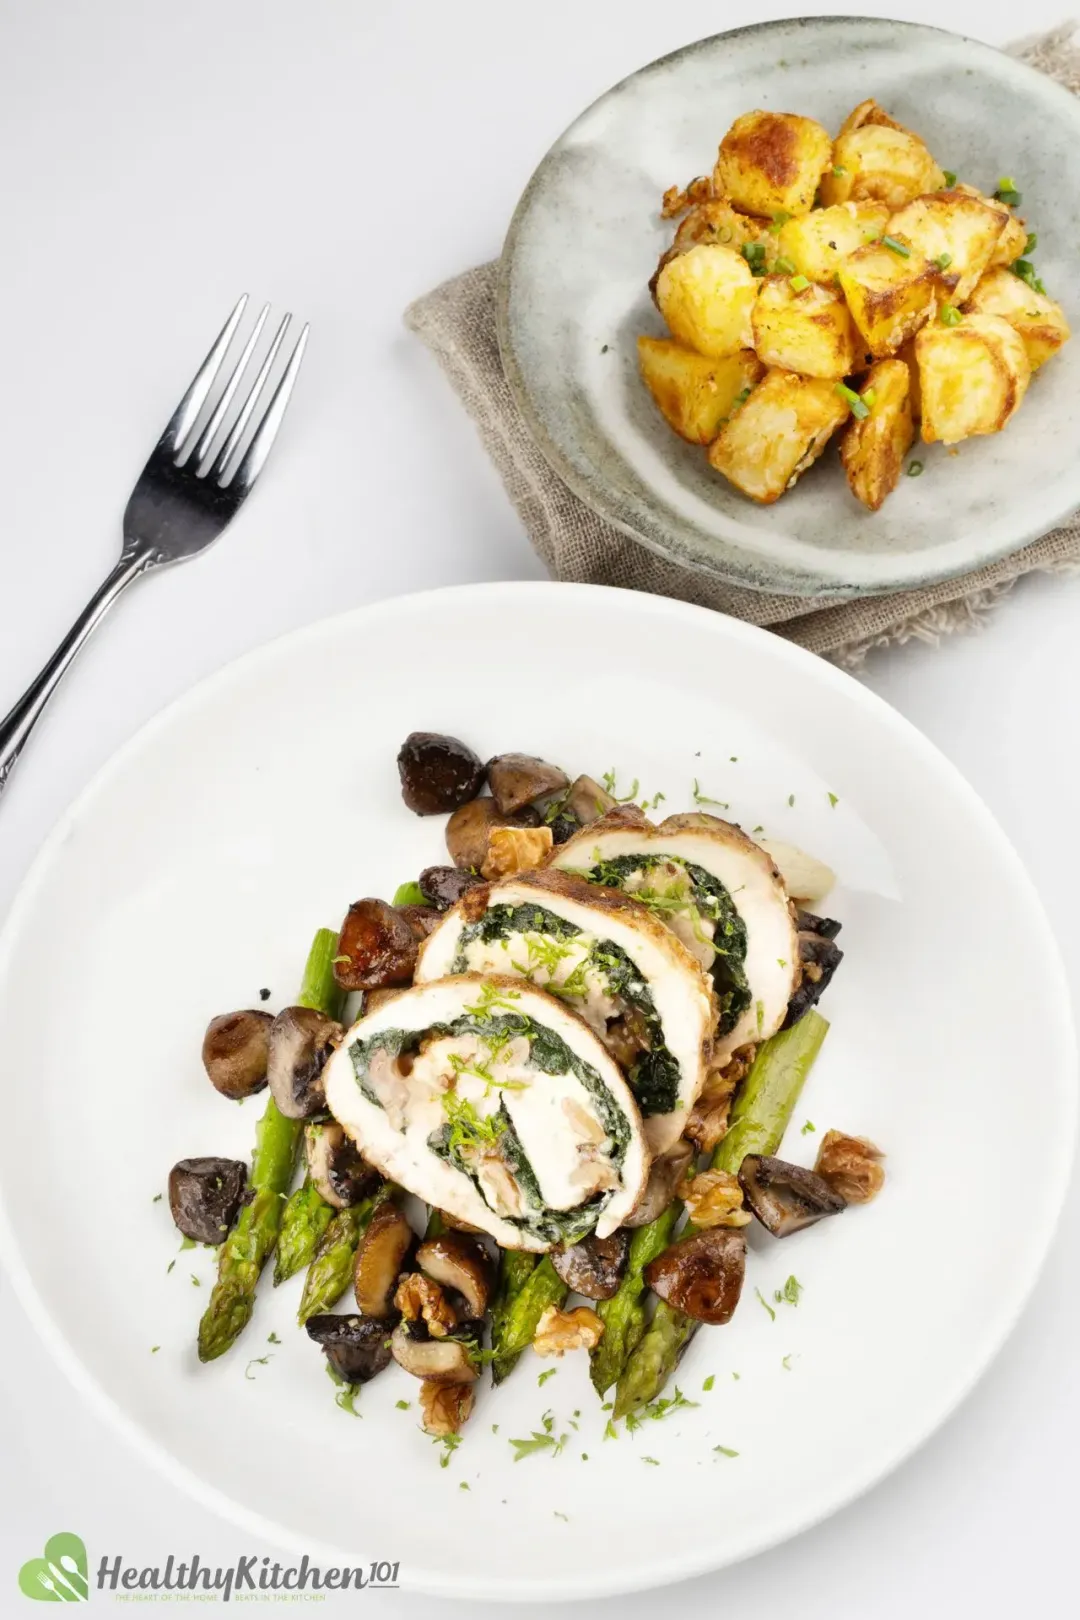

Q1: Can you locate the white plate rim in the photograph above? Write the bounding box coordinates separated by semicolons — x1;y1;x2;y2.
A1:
0;580;1074;1602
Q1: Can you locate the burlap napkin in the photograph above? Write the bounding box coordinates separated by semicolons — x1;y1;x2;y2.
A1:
405;27;1080;665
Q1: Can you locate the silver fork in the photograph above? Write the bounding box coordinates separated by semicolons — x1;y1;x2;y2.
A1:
0;295;308;799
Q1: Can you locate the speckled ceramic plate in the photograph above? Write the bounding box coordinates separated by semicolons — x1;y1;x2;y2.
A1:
498;17;1080;598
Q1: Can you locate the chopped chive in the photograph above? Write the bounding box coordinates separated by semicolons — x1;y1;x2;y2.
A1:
994;178;1022;206
835;382;869;420
943;169;957;187
940;304;962;326
774;255;796;275
881;235;911;258
907;459;924;477
1024;231;1038;255
934;252;952;270
832;164;848;177
768;210;792;233
789;273;810;292
862;388;877;407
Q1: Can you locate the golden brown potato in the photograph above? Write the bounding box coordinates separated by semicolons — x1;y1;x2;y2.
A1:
895;339;922;420
714;110;832;219
655;242;757;357
707;369;849;503
776;201;889;283
885;190;1005;302
820;125;945;210
751;275;858;378
916;313;1031;445
963;267;1070;371
838;239;944;357
637;338;765;443
837;98;906;138
672;198;771;256
839;359;915;511
954;185;1029;267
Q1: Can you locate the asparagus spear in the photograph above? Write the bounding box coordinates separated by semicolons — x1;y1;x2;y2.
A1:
590;1203;681;1396
490;1253;563;1383
612;1010;829;1418
274;1176;336;1285
197;928;343;1362
297;1191;385;1324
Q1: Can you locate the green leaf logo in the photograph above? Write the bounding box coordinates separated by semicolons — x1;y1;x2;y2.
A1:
18;1534;88;1602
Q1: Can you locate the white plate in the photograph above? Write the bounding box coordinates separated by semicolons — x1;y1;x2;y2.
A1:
0;582;1073;1601
499;18;1080;597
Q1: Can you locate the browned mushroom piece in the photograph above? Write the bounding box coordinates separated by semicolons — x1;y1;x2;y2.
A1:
266;1005;343;1118
486;754;569;815
444;799;506;871
782;914;844;1030
389;1318;482;1382
737;1154;847;1237
623;1139;695;1228
418;866;486;910
201;1010;273;1099
550;1231;629;1299
396;904;442;942
303;1121;379;1210
416;1231;495;1317
334;898;418;991
168;1157;248;1245
565;774;617;826
397;732;485;815
353;1201;416;1316
304;1314;394;1384
644;1227;746;1325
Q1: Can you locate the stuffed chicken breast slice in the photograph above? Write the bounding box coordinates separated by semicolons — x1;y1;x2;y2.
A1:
323;974;649;1252
550;812;798;1055
416;869;715;1154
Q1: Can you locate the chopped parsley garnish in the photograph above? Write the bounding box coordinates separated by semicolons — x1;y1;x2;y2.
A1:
714;1445;739;1458
782;1354;794;1371
436;1432;462;1467
601;768;641;802
152;1193;163;1203
755;1287;776;1322
554;1510;569;1520
395;1399;410;1410
827;792;839;807
692;778;729;809
459;1481;470;1491
774;1274;802;1306
509;1429;566;1461
624;1387;698;1429
151;1345;160;1354
604;1418;618;1441
642;1456;660;1466
538;1368;557;1386
245;1356;270;1380
907;459;924;477
702;1374;715;1392
801;1119;816;1134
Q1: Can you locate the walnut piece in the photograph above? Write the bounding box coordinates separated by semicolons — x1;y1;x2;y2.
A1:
678;1168;752;1228
685;1050;753;1154
532;1304;605;1357
480;823;554;880
394;1273;457;1338
419;1380;475;1438
814;1131;885;1204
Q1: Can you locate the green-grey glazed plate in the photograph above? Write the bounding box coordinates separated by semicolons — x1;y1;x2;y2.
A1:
498;17;1080;598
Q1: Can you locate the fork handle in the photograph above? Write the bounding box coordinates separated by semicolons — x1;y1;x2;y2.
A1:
0;544;157;799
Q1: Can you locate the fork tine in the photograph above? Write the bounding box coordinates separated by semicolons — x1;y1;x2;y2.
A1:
161;294;248;456
211;312;292;481
191;302;271;469
226;324;310;493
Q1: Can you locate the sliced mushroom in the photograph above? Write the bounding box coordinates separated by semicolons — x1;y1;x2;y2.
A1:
397;731;485;815
550;1231;629;1299
416;1231;495;1317
644;1227;746;1325
334;898;419;991
737;1154;847;1237
782;922;844;1030
445;798;507;871
266;1006;343;1118
796;908;843;941
304;1313;394;1383
168;1157;247;1245
418;865;486;910
565;774;617;825
201;1010;273;1099
353;1200;415;1316
623;1139;695;1228
486;754;569;815
389;1317;481;1383
304;1121;379;1210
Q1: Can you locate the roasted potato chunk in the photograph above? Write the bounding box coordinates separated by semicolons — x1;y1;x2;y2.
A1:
776;201;889;283
637;337;765;444
954;185;1029;267
837;98;905;138
963;267;1071;371
751;276;858;379
820;125;945;210
655;243;757;357
714;110;832;219
916;313;1031;445
839;359;914;510
838;239;943;357
707;369;849;503
895;339;922;420
886;190;1005;302
672;198;771;257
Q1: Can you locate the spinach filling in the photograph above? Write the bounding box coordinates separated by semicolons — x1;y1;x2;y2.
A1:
451;901;683;1117
586;853;750;1036
348;1007;631;1246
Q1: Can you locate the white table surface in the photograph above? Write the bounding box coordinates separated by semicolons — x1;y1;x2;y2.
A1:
1;1;1077;1613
